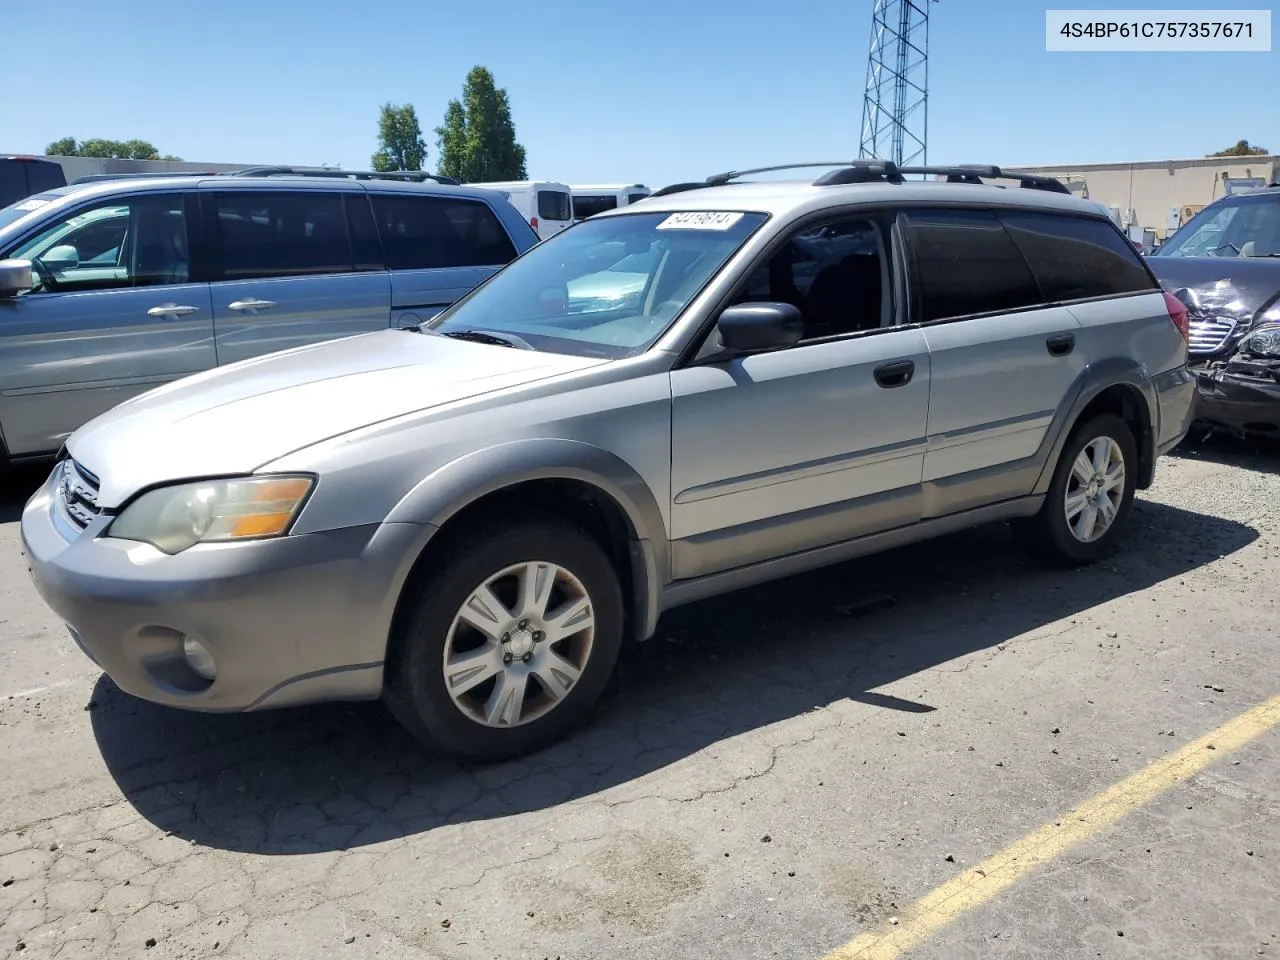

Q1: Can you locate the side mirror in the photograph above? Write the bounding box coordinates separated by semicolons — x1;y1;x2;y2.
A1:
716;302;804;355
43;244;79;269
0;259;34;299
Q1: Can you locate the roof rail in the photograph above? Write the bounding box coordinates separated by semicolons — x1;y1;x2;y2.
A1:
72;171;222;184
652;161;1071;197
814;161;1070;193
225;166;461;186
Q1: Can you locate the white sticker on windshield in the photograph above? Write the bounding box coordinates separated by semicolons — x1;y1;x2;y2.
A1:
13;198;50;212
656;211;744;231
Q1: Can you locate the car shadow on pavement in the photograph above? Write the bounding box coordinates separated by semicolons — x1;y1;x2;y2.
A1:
1172;431;1280;474
84;496;1258;855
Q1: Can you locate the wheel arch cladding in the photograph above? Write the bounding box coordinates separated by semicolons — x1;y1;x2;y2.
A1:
384;439;668;648
1037;362;1158;494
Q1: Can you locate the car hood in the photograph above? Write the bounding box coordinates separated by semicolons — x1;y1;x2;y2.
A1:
1147;256;1280;317
67;330;608;508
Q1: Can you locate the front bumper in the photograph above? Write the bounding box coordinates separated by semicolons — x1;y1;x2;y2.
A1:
1192;362;1280;437
21;470;434;712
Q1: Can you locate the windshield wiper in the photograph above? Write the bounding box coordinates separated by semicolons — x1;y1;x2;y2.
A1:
439;329;533;349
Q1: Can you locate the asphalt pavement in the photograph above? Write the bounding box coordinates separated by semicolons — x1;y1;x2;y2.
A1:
1;438;1277;960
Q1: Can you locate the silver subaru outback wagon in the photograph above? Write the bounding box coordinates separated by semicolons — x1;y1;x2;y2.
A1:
21;161;1196;760
0;170;537;465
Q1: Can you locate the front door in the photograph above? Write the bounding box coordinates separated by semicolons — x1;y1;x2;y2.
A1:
0;191;215;456
667;216;930;580
204;189;391;366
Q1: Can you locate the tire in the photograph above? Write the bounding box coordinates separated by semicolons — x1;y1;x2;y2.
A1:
384;515;624;761
1013;413;1138;566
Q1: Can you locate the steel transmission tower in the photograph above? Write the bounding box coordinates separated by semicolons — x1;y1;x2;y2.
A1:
859;0;933;167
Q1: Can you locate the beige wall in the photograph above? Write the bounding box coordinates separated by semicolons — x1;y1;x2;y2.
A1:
1007;156;1280;240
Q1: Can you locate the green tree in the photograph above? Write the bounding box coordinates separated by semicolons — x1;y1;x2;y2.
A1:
1208;140;1269;157
371;102;427;172
436;100;468;181
434;66;528;182
44;137;173;160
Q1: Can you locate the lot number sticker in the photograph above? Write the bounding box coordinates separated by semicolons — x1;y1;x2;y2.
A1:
657;211;744;231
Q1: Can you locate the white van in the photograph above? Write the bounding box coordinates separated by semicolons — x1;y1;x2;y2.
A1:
473;180;573;240
570;183;652;221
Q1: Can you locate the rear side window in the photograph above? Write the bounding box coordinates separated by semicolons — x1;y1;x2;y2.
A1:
627;192;649;205
537;190;572;222
904;209;1042;322
999;212;1155;301
372;194;517;269
572;194;618;219
213;191;353;280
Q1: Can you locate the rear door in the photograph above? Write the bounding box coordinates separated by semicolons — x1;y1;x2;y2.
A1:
0;191;214;455
535;186;573;238
902;208;1083;517
203;187;390;365
370;192;519;328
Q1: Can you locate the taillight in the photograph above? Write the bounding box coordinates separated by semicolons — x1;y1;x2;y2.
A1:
529;217;539;231
1163;291;1190;343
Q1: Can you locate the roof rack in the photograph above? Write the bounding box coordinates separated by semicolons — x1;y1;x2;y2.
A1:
651;161;1070;197
72;171;223;184
225;166;461;185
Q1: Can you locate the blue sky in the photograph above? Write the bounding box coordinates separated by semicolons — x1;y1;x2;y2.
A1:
4;0;1275;186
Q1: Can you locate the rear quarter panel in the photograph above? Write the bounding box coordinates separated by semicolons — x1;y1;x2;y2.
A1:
1067;290;1189;448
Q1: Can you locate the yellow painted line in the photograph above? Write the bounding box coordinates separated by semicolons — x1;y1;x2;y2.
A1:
825;692;1280;960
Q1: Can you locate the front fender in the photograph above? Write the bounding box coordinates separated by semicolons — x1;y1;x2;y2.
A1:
385;438;669;640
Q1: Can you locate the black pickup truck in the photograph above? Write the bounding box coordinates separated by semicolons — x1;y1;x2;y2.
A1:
0;156;67;209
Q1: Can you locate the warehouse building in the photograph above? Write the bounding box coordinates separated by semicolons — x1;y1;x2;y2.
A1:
1006;155;1280;243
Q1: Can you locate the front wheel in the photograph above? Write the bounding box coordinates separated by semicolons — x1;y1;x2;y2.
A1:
384;517;624;761
1014;413;1138;566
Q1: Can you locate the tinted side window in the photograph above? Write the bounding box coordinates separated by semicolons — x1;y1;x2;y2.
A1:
627;193;649;205
344;193;383;271
572;195;618;219
905;210;1042;322
999;212;1156;301
214;191;353;280
537;190;571;222
372;194;517;269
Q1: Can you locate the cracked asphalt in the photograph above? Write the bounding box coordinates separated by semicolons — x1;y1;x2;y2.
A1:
1;437;1278;960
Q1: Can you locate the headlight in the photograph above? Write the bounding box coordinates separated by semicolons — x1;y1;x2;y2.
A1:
1242;325;1280;359
107;475;315;554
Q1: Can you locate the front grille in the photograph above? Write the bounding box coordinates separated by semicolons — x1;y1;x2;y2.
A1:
1187;314;1239;356
57;459;102;530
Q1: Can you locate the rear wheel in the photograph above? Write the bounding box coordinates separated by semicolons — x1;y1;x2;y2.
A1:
1014;413;1138;566
384;516;624;761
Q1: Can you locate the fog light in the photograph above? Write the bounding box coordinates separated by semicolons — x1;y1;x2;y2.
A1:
181;635;217;681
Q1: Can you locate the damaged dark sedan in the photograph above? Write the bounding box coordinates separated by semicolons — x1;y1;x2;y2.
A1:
1148;186;1280;438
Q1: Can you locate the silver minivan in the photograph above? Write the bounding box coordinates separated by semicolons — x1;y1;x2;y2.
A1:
0;172;537;466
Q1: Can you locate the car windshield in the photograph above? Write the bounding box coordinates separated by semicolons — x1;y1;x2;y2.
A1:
0;191;64;232
427;209;768;358
1155;192;1280;258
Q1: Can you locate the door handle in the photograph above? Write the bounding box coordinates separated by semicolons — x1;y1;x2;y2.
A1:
147;303;200;318
873;359;915;388
1046;333;1076;357
227;298;278;314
